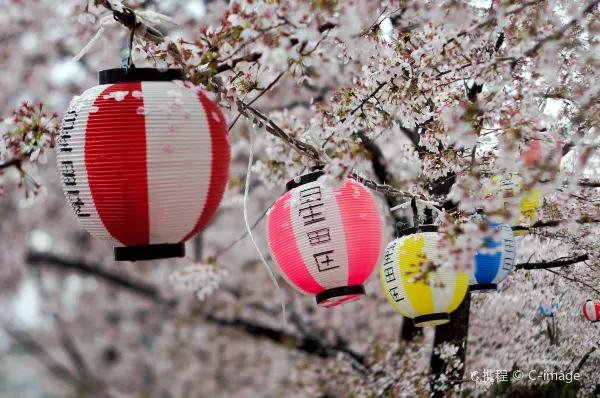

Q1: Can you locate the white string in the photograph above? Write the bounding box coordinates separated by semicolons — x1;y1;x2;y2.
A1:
73;10;176;62
244;121;288;325
390;198;443;216
389;201;412;212
73;28;106;62
300;130;332;163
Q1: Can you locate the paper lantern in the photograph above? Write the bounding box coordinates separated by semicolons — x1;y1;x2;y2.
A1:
539;303;558;318
267;171;385;308
380;227;469;327
488;173;542;235
583;300;600;323
56;68;230;261
469;221;516;292
521;130;562;177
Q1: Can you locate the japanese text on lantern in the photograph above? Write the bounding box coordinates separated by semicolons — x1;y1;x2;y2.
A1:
58;110;90;218
501;224;516;270
298;186;337;272
382;241;405;302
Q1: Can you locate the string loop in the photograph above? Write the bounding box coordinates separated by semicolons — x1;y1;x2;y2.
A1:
73;3;173;62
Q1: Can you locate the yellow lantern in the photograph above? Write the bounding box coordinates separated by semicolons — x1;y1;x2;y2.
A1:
380;226;469;327
487;173;542;235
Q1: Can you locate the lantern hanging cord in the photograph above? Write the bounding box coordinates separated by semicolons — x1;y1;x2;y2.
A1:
390;198;443;218
410;197;419;229
244;121;288;325
73;3;176;62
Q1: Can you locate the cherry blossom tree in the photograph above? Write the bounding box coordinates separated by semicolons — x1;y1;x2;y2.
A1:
1;0;599;397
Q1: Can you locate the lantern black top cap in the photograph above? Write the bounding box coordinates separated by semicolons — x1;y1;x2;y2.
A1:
286;170;324;191
396;225;439;238
99;67;185;85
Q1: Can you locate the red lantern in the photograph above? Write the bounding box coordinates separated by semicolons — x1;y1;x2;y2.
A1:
582;299;600;323
57;68;230;261
267;171;385;308
520;129;562;175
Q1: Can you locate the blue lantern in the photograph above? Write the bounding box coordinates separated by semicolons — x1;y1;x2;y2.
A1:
469;222;516;292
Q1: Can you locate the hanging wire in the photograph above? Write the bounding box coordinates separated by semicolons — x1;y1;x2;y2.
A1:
243;121;288;325
103;1;164;43
122;8;138;68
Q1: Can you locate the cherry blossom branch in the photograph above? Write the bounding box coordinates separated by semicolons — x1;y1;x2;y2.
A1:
523;0;600;57
236;99;412;198
544;268;600;295
26;252;174;305
25;252;367;363
578;181;600;188
340;80;389;124
205;314;366;364
3;327;88;390
512;217;600;232
573;346;597;374
59;331;93;381
0;158;22;171
216;52;262;74
229;71;286;130
515;254;589;270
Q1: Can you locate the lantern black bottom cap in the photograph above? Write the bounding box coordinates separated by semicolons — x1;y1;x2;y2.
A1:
114;243;185;262
469;283;497;293
316;285;365;307
414;313;451;327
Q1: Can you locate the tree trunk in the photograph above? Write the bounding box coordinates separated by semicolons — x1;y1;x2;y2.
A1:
429;293;471;397
358;132;425;342
428;171;471;397
194;233;203;261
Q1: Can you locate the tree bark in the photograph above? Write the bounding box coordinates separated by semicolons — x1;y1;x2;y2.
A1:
358;132;424;342
429;293;471;397
428;167;470;396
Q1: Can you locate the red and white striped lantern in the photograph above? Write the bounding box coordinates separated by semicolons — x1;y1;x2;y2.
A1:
57;68;230;261
520;129;562;179
267;171;385;308
582;299;600;323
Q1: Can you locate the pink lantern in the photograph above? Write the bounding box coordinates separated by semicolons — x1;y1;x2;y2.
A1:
267;171;385;308
582;299;600;323
521;129;562;171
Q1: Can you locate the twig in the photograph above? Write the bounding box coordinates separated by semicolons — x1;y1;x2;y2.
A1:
523;0;600;57
214;198;277;257
4;327;87;389
341;80;389;124
229;71;286;131
544;268;600;295
573;346;597;374
216;52;263;74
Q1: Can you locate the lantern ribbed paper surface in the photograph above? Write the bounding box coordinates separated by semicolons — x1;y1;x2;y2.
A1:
469;222;516;292
57;68;230;261
380;228;469;327
583;300;600;322
267;171;385;308
488;173;542;235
